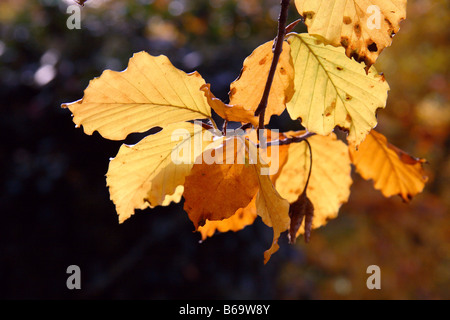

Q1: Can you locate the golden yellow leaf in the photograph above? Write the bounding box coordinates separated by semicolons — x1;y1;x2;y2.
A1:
243;141;290;264
106;122;212;223
294;0;407;68
287;33;389;147
149;185;184;209
198;196;257;240
349;130;428;201
256;169;290;264
62;51;211;140
200;84;258;126
183;137;260;229
229;41;295;124
274;132;353;239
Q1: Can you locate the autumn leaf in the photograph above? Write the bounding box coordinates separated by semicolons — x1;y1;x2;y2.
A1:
349;130;428;201
62;51;211;140
236;140;291;264
197;196;257;240
106;122;212;223
191;131;292;263
294;0;407;69
149;185;185;209
229;40;295;124
183;136;259;229
196;129;290;241
274;132;353;241
256;168;290;264
286;33;389;147
200;84;258;126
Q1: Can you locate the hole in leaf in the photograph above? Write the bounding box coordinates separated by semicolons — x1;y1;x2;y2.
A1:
368;42;378;52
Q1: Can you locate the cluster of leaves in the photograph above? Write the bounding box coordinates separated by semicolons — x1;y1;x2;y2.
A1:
63;0;428;263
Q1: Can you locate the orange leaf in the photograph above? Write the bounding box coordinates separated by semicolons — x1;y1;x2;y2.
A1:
196;129;290;240
200;84;258;126
183;137;259;229
255;168;290;264
198;196;257;240
243;138;290;264
229;41;294;124
349;130;428;201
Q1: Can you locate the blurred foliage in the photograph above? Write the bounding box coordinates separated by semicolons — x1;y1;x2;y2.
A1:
0;0;448;299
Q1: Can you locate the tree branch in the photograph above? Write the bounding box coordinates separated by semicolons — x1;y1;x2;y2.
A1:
254;0;291;130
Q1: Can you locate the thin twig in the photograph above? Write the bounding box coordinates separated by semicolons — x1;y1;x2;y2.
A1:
259;131;316;148
200;122;214;131
303;138;313;190
222;120;228;136
254;0;291;130
238;123;253;131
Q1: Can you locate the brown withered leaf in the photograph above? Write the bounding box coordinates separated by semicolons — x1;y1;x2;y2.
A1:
288;190;314;244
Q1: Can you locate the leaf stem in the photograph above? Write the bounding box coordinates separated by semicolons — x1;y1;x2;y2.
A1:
238;122;253;131
222;120;228;136
255;130;314;190
258;131;314;190
303;138;313;191
254;0;291;130
209;118;220;132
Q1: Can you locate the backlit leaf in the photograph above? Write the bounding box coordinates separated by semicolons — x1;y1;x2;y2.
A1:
62;51;211;140
229;40;295;124
275;132;353;239
287;33;389;146
107;122;212;223
256;169;290;264
197;196;257;240
183;136;259;229
196;129;290;240
294;0;407;69
200;84;258;126
246;142;290;264
349;130;428;201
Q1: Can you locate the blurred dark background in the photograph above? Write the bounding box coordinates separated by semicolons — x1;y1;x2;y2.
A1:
0;0;448;299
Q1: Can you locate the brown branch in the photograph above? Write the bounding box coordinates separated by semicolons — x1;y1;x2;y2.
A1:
238;122;253;131
254;0;291;130
259;131;316;148
222;120;228;136
199;122;214;131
